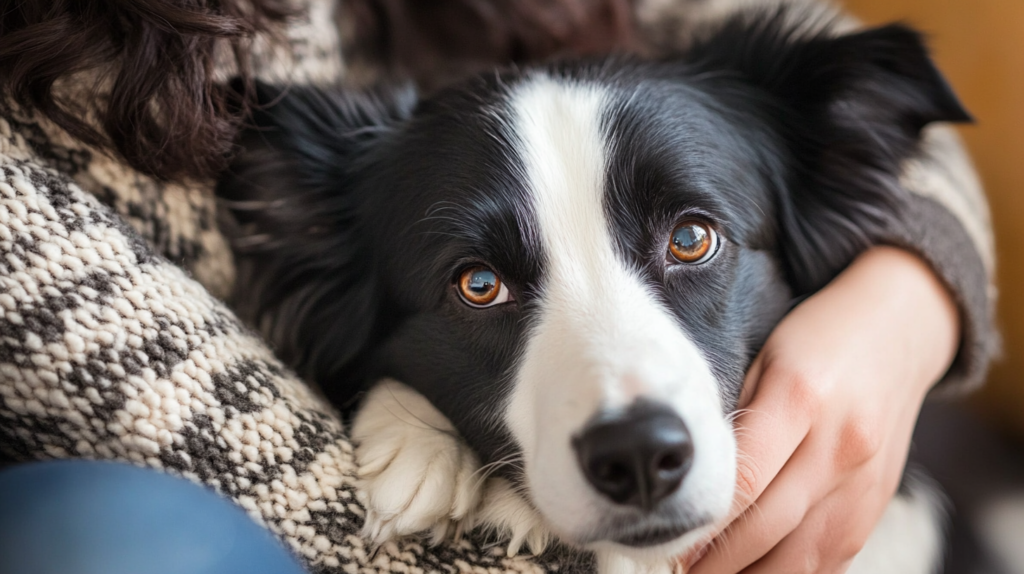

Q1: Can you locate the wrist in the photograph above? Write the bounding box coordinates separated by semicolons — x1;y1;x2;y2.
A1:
829;246;961;393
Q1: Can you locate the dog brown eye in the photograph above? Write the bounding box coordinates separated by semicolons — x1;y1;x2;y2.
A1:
457;266;511;308
669;221;717;264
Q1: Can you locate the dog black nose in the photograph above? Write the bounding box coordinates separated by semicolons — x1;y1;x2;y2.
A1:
572;400;693;511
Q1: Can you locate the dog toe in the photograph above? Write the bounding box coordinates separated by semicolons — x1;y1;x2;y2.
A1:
353;380;484;544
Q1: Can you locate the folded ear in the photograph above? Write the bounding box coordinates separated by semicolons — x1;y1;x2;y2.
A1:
217;80;417;404
687;10;971;293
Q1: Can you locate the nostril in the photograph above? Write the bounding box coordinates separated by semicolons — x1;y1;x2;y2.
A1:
596;461;631;483
587;457;638;504
654;435;694;475
656;451;684;472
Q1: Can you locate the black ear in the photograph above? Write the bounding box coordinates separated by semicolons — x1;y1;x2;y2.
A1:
687;10;972;293
217;80;417;403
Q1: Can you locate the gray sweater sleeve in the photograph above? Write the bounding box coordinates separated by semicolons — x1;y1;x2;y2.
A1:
635;0;998;394
887;126;997;394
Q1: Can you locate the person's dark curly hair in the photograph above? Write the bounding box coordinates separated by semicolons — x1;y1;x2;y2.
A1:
0;0;291;182
0;0;635;182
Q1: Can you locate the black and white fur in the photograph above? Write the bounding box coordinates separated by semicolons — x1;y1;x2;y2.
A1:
219;9;970;573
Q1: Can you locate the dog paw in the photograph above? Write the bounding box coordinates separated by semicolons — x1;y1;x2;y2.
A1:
475;477;552;556
352;379;483;545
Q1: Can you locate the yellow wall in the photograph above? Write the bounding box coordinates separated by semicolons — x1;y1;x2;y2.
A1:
843;0;1024;435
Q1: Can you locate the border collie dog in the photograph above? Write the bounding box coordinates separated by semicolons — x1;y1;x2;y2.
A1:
219;9;969;573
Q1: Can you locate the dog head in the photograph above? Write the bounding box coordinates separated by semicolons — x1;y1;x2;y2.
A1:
219;10;968;559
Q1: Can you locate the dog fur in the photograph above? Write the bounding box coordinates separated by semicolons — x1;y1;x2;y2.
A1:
218;8;970;573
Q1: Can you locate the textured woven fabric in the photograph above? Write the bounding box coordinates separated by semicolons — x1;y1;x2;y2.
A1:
0;0;997;573
0;104;590;573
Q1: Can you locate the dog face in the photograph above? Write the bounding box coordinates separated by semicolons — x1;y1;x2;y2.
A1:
357;72;793;553
219;11;968;557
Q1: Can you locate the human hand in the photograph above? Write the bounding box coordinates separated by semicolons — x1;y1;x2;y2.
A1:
683;246;960;574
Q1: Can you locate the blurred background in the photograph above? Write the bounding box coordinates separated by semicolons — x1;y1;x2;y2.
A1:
846;1;1024;570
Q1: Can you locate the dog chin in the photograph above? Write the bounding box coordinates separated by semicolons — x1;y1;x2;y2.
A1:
528;482;728;560
588;521;717;561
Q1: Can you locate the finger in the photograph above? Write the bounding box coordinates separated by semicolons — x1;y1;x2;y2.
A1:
736;352;764;409
738;477;887;574
727;361;818;518
677;540;712;572
688;436;823;574
738;505;847;574
723;405;913;574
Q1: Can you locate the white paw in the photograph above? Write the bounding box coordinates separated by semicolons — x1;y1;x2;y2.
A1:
475;477;553;557
352;380;483;545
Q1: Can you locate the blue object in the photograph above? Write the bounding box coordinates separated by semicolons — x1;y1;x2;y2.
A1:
0;460;307;574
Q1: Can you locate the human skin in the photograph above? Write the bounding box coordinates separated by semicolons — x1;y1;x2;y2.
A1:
684;246;961;574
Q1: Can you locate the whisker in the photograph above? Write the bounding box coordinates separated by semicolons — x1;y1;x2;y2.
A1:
468;453;525;485
725;408;755;424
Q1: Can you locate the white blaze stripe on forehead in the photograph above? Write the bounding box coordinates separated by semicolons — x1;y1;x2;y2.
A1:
504;74;736;557
509;78;610;287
